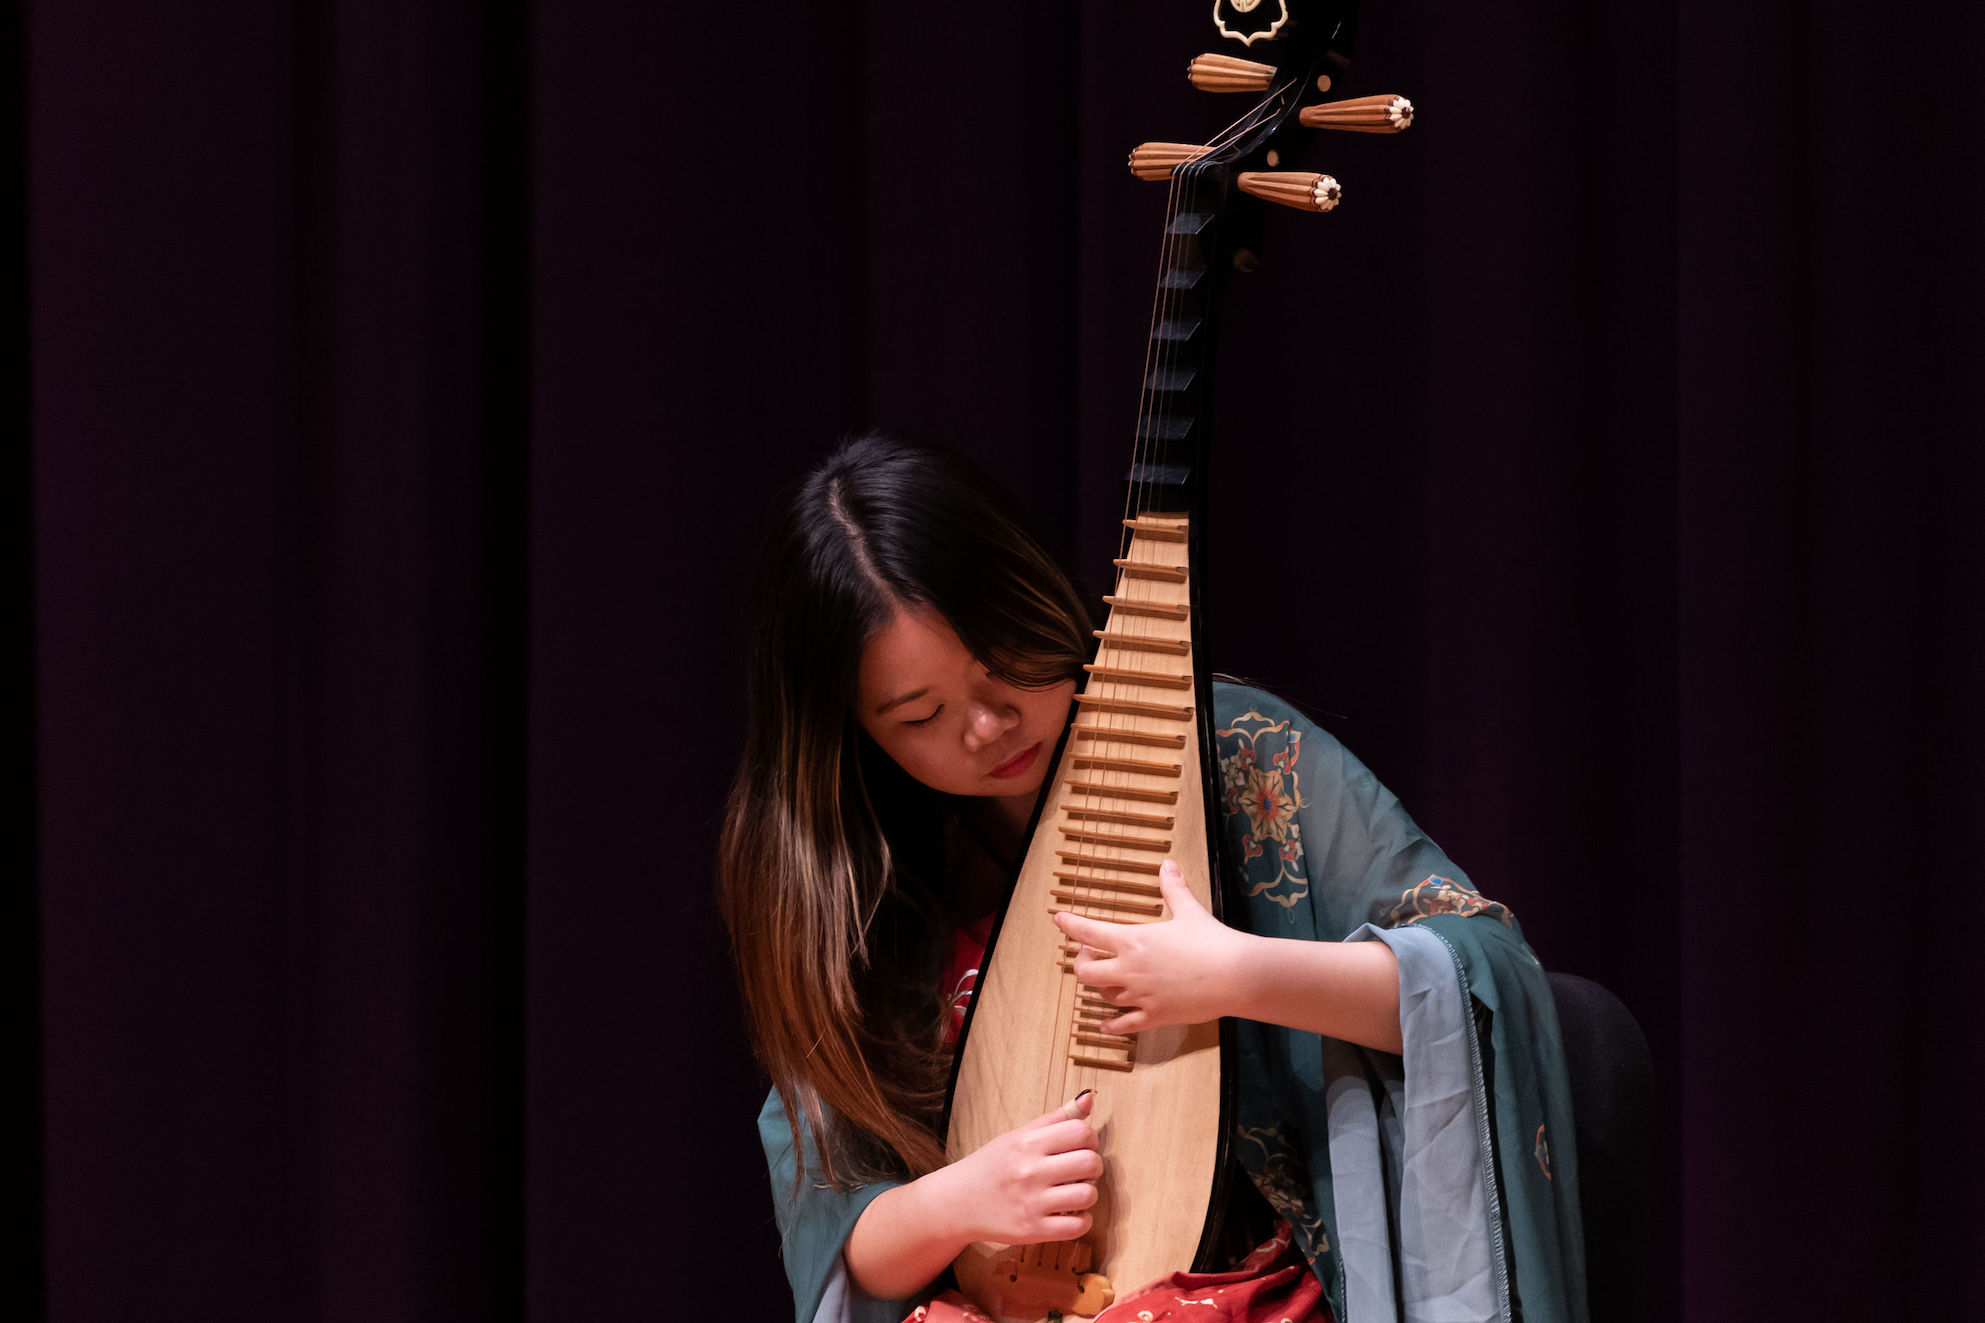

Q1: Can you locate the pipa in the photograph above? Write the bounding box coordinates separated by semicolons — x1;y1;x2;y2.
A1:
940;2;1415;1319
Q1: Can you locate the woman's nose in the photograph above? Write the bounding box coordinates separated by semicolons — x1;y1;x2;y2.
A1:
961;699;1017;751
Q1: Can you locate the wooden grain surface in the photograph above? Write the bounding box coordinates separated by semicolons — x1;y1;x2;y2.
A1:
947;514;1223;1322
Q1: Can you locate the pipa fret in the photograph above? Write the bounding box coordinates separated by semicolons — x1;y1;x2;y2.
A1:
1063;805;1176;827
1101;595;1191;621
1121;517;1189;541
1113;558;1190;583
1055;850;1165;874
1072;695;1193;721
1065;778;1180;804
1070;724;1187;750
1070;755;1183;777
1072;1030;1137;1049
1052;870;1165;897
1083;665;1193;690
1060;826;1173;850
1093;630;1191;656
1049;892;1165;917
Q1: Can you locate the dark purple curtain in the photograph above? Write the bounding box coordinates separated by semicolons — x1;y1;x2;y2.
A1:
33;2;528;1318
28;2;1985;1320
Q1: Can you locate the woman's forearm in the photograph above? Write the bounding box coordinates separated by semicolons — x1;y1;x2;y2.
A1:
843;1171;969;1302
1230;933;1404;1055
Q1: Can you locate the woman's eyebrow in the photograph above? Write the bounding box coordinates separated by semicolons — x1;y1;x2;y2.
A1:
875;686;932;715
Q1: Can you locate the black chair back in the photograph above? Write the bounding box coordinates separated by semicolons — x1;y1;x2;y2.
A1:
1548;972;1654;1323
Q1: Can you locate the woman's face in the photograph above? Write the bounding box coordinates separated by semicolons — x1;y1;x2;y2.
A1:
856;606;1074;813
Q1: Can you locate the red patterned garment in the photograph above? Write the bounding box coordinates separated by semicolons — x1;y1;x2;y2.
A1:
901;1221;1328;1323
940;913;994;1044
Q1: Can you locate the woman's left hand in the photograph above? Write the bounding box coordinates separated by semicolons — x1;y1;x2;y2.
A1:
1052;859;1254;1034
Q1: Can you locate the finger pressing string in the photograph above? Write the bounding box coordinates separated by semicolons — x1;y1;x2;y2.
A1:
1054;908;1124;948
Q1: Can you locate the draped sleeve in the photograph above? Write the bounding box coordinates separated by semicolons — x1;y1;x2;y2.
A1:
1214;681;1589;1323
756;1089;911;1323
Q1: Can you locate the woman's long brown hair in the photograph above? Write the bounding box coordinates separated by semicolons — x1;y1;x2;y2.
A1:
718;434;1092;1190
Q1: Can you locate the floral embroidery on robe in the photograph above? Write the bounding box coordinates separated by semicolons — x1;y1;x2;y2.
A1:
1385;875;1515;929
1217;711;1308;909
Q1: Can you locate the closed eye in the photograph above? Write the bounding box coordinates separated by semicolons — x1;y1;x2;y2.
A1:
904;705;943;727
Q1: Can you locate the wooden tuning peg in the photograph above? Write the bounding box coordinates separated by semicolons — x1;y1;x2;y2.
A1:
1187;53;1274;92
1298;94;1415;133
1236;171;1341;213
1128;142;1212;181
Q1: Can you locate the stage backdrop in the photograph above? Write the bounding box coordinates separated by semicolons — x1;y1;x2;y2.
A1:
28;2;1985;1320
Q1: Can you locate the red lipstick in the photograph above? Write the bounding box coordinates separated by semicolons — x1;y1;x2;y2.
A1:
988;742;1041;780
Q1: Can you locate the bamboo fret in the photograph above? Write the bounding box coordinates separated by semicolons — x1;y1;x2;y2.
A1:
1101;595;1191;620
1062;805;1175;827
1051;871;1164;897
1093;629;1191;656
1061;827;1173;850
1112;558;1190;583
1055;851;1164;874
1073;696;1193;722
1049;892;1165;917
1064;779;1179;804
1083;664;1193;690
1121;517;1189;541
1070;723;1187;749
1070;755;1183;777
1071;1025;1134;1044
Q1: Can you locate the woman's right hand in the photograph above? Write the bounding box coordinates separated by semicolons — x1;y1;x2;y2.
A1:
844;1092;1102;1300
926;1091;1102;1246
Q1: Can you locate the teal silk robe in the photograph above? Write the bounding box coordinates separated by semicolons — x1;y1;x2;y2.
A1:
759;683;1590;1323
